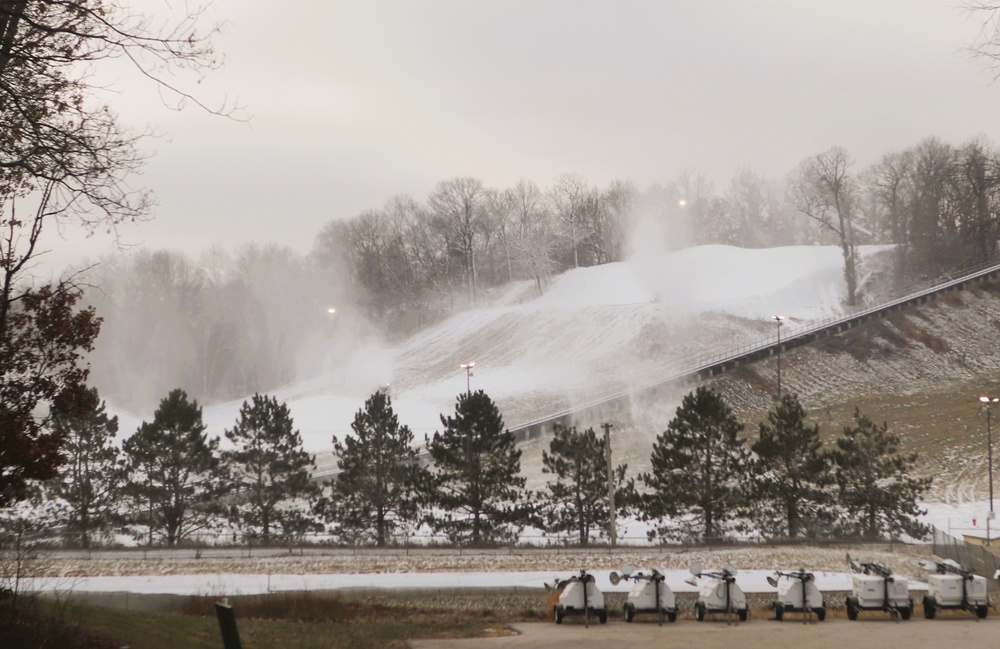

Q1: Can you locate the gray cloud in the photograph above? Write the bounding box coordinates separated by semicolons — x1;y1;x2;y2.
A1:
48;0;1000;269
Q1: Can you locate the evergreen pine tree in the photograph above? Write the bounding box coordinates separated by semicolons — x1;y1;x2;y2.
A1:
749;394;835;539
122;389;223;545
539;424;628;545
832;408;930;539
223;394;319;544
426;390;528;544
641;386;749;541
323;390;428;546
47;388;122;548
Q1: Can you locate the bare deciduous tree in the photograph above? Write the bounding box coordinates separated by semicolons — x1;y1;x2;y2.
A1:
906;138;956;277
504;180;558;294
1;1;231;299
966;2;1000;79
429;178;485;304
550;173;591;268
788;147;862;305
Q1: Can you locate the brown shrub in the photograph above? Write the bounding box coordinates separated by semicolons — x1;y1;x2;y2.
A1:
937;291;964;307
730;365;771;393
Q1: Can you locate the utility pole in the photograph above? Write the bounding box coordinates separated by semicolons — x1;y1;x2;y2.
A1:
980;396;997;545
602;422;616;548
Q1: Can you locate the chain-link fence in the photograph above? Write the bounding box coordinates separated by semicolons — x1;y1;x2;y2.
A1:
931;524;1000;579
37;530;911;563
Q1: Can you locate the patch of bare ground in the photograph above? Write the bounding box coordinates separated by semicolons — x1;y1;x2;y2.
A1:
707;287;1000;502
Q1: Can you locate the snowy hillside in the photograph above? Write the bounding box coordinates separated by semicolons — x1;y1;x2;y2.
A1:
178;244;872;456
108;243;1000;535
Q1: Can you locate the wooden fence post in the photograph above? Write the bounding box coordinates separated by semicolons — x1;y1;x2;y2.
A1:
215;602;243;649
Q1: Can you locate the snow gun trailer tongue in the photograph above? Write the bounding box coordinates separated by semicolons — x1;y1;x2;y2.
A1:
685;563;748;624
844;554;913;621
766;569;826;622
920;559;989;619
548;570;608;626
610;566;677;625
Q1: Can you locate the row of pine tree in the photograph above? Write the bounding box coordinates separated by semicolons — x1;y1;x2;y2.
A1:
32;385;929;548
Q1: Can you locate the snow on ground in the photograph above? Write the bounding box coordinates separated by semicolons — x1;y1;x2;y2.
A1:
30;569;866;597
31;544;931;596
161;244;881;454
99;242;995;539
22;242;990;599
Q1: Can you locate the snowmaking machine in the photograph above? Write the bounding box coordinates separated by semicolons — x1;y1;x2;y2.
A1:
766;568;826;622
844;554;912;620
920;559;989;619
547;569;608;625
610;566;678;624
685;563;747;622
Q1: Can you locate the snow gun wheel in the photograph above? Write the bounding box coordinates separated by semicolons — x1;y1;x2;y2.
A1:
666;610;677;623
846;598;858;621
598;609;608;624
738;609;748;622
976;605;988;619
923;596;935;620
900;606;912;621
554;606;564;624
774;604;783;622
624;604;634;623
815;607;826;621
695;603;706;622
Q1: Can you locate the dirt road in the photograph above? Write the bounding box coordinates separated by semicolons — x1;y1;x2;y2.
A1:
410;617;1000;649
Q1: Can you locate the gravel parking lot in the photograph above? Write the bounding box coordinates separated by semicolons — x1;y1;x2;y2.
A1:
411;617;1000;649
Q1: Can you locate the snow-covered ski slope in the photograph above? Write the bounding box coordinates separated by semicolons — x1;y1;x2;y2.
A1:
99;242;1000;543
175;244;875;455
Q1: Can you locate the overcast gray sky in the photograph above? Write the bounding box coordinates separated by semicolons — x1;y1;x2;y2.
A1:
46;0;1000;271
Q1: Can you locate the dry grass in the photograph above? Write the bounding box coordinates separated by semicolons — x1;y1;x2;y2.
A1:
4;594;520;649
739;375;1000;500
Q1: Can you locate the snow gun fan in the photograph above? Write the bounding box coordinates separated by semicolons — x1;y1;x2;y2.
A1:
919;559;988;619
549;569;608;627
766;568;826;622
610;566;677;625
844;553;913;621
685;563;747;624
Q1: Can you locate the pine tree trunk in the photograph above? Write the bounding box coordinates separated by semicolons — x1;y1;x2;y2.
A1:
576;457;587;546
787;499;799;539
80;507;90;549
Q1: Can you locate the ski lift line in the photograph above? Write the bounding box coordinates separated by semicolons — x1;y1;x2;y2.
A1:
508;258;1000;436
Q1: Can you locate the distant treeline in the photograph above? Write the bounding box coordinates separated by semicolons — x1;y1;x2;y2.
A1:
84;137;1000;410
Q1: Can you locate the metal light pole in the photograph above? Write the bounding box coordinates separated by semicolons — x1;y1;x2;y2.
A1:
460;362;476;395
602;422;616;547
773;315;785;399
326;307;338;387
980;395;998;545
